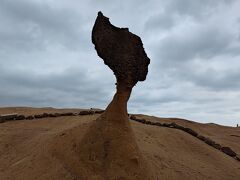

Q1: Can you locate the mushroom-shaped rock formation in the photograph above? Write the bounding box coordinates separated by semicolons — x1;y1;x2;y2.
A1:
76;12;152;179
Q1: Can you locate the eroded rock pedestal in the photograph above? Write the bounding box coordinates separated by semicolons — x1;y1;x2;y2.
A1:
77;12;152;179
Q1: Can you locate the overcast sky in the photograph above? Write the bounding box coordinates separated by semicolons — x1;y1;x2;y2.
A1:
0;0;240;126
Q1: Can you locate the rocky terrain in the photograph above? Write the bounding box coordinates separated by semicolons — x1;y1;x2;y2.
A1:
1;107;240;180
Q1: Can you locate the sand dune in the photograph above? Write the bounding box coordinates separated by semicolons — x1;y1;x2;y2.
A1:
0;107;240;180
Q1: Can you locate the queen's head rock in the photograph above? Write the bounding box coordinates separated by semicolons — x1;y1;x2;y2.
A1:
74;12;153;180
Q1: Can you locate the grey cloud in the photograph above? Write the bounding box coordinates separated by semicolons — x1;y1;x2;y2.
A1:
0;65;113;108
144;13;177;31
144;0;236;32
146;0;240;94
1;0;240;126
165;0;236;19
155;25;233;66
0;0;85;51
178;67;240;91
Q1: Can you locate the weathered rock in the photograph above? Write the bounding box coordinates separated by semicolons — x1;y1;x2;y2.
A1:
169;122;182;129
73;12;153;179
169;122;176;128
221;147;237;157
48;113;56;117
79;110;92;115
212;143;222;150
54;113;61;117
155;122;162;126
197;135;206;141
139;119;147;123
0;118;5;123
134;118;146;124
145;121;152;125
204;137;215;146
42;113;49;118
34;114;44;119
0;113;18;121
26;115;34;120
15;115;25;120
197;135;221;150
130;115;137;120
236;154;240;161
94;110;105;114
92;11;150;87
60;112;74;116
162;123;171;127
150;121;158;125
183;128;198;137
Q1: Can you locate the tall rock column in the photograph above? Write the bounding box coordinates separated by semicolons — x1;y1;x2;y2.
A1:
77;12;152;180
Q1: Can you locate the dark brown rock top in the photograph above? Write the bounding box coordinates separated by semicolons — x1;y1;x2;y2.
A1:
92;11;150;88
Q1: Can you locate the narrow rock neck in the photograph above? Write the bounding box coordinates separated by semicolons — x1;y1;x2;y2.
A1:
105;81;132;119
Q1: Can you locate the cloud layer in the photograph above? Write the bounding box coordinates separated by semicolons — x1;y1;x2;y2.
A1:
1;0;240;126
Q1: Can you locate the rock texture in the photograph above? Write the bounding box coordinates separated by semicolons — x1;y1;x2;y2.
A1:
72;12;152;179
221;147;237;157
92;11;150;88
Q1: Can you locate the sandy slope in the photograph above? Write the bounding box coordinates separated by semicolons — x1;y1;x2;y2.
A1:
0;107;240;180
138;115;240;155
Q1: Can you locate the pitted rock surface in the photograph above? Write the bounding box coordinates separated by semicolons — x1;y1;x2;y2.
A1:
92;11;150;87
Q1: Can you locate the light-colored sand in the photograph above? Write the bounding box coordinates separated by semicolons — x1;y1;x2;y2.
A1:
0;107;240;180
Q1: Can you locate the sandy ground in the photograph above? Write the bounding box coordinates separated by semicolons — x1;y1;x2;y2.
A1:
0;107;85;115
138;115;240;155
0;107;240;180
